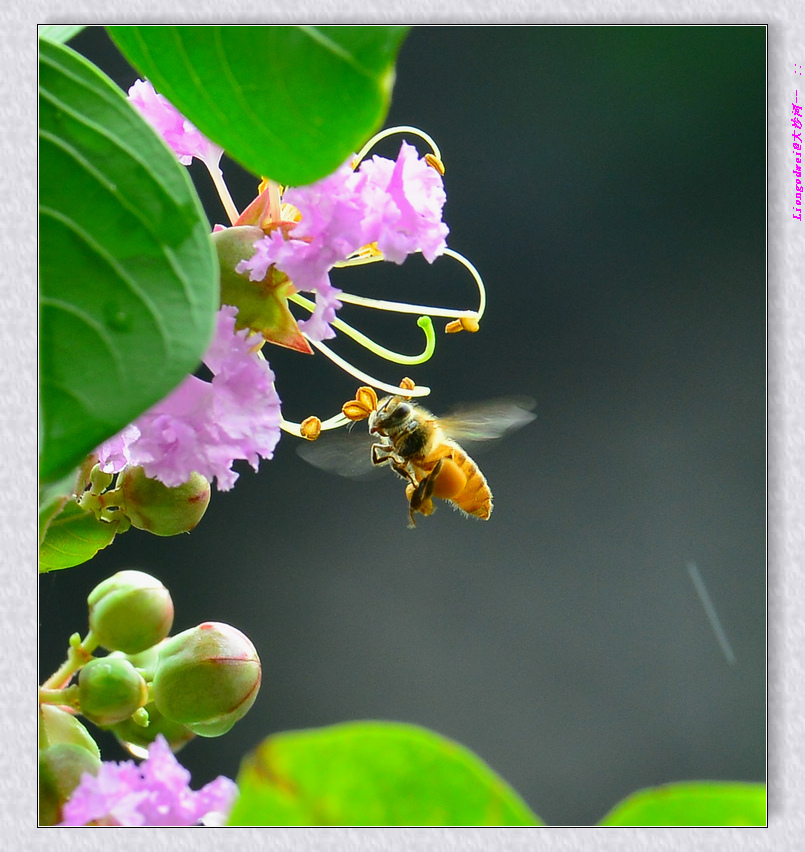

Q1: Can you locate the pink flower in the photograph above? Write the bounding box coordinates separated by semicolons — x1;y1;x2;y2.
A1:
236;144;449;341
97;424;140;474
97;306;282;491
358;141;449;263
59;735;237;826
127;79;223;171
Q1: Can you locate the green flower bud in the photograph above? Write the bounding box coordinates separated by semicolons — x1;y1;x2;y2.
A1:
88;569;174;654
39;705;100;760
152;622;261;738
39;743;101;826
107;646;160;680
78;657;148;726
109;701;196;757
118;466;210;536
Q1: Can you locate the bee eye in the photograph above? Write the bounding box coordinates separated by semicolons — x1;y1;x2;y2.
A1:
386;401;412;425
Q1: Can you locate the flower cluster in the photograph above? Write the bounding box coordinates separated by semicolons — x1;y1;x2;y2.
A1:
98;306;281;491
59;735;236;826
237;141;449;342
101;80;484;494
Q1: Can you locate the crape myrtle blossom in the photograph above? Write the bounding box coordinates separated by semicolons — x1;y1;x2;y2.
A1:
124;81;486;439
97;306;281;491
236;140;450;342
59;735;237;826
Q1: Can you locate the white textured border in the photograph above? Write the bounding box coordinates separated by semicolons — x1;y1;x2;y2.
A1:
18;4;802;849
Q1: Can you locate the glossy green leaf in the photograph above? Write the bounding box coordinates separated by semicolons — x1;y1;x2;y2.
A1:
228;721;542;826
598;781;767;826
39;500;122;573
106;26;410;186
39;38;218;483
38;25;86;44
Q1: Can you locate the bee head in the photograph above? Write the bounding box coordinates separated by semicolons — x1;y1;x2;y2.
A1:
369;396;414;434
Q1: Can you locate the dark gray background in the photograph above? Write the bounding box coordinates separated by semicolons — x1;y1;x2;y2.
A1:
39;26;766;826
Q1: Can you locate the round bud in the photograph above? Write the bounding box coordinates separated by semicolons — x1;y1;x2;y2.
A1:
107;646;160;680
39;705;100;760
110;701;196;757
78;657;148;726
152;622;261;738
118;466;210;536
39;743;101;825
88;570;174;654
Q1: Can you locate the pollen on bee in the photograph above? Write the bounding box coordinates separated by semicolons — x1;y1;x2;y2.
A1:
430;458;467;500
299;416;322;440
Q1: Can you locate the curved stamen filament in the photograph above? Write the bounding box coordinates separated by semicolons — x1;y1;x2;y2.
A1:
288;293;436;365
443;247;486;321
354;125;442;165
309;339;431;398
337;293;478;322
334;248;486;323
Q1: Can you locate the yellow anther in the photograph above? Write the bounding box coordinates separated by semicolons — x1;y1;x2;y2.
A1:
399;377;416;392
424;153;445;175
342;401;371;421
445;316;480;334
342;386;379;421
299;416;322;441
356;386;378;410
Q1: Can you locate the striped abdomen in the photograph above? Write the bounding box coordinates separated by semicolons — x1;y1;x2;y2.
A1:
416;442;493;520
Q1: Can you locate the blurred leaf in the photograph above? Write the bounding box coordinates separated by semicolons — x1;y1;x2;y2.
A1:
598;781;766;826
39;500;121;573
39;39;218;483
106;26;410;186
229;721;542;826
38;25;86;44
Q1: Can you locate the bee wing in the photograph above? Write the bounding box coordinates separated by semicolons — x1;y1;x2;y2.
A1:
438;396;536;449
295;425;381;479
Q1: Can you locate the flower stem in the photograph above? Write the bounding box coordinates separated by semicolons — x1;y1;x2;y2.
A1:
41;632;98;690
39;685;81;710
206;164;239;225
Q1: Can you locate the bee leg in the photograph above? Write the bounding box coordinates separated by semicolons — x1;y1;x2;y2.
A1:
406;459;443;527
372;444;419;489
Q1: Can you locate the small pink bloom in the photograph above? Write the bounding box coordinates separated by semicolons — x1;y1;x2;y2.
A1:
96;306;282;491
97;424;141;474
358;141;449;263
235;142;450;341
59;735;237;826
127;79;223;171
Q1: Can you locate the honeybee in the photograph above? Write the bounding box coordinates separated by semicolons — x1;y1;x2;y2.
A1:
299;388;535;527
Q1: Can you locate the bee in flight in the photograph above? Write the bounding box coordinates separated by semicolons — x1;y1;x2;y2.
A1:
299;384;536;527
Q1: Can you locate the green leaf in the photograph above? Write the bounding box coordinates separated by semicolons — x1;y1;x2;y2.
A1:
106;26;411;186
598;781;767;826
228;721;542;826
39;500;122;573
38;25;86;44
39;38;218;483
